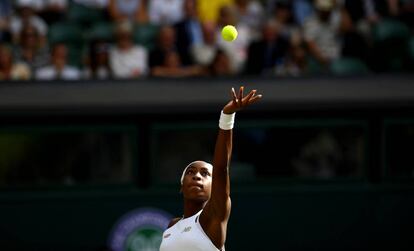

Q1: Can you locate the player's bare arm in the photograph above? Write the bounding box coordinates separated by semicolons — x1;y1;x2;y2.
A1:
200;86;262;249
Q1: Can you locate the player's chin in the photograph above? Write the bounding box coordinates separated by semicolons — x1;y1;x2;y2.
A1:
189;192;209;202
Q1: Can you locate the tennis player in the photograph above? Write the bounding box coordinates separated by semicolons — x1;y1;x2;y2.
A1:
159;86;262;251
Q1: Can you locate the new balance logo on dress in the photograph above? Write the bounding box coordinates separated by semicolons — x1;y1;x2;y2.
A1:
181;227;191;233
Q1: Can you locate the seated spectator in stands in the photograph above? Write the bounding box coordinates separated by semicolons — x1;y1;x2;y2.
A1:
35;43;81;80
399;0;414;28
38;0;69;24
245;20;289;75
74;0;109;9
343;0;377;34
268;0;313;26
292;0;314;26
216;5;251;73
208;49;233;76
340;1;370;62
151;50;203;77
108;0;147;23
374;0;400;19
275;42;308;76
191;22;218;66
303;0;343;66
234;0;264;39
149;25;177;68
84;39;112;79
0;0;12;43
10;0;48;46
14;25;49;73
175;0;203;65
0;44;31;80
270;1;301;42
197;0;234;23
149;0;184;25
109;21;148;78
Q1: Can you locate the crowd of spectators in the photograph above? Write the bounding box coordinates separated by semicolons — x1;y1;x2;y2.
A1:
0;0;413;81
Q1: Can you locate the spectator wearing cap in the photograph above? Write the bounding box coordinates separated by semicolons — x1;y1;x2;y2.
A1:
14;24;50;73
303;0;345;66
109;21;148;78
84;39;112;79
10;0;48;45
108;0;148;23
0;44;31;80
149;0;184;25
35;43;81;80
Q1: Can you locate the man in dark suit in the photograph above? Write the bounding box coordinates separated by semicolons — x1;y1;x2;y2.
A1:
245;20;289;75
174;0;203;66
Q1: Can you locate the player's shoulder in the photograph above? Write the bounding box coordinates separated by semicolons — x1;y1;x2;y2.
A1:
167;217;182;228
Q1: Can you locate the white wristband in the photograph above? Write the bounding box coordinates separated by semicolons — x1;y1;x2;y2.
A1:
219;110;235;130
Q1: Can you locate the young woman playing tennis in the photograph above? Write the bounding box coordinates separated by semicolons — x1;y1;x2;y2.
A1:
160;86;262;251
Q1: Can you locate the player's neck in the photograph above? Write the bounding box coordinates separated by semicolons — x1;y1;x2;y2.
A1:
183;200;206;218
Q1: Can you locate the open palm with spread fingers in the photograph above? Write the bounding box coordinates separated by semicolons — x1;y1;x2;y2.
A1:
223;86;263;114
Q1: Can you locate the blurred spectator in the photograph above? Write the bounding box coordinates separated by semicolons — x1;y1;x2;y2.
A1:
270;1;302;43
374;0;401;18
399;0;414;28
191;22;218;66
84;40;112;79
267;0;314;26
74;0;109;9
208;49;233;76
14;25;49;72
216;5;251;73
152;50;203;77
275;42;308;76
109;21;148;78
38;0;69;24
234;0;264;39
108;0;148;23
292;0;314;26
303;0;343;66
342;0;377;39
35;43;81;80
174;0;203;65
149;0;184;25
340;2;370;62
245;20;289;75
149;25;177;68
0;44;31;80
0;0;12;43
197;0;234;23
10;0;48;45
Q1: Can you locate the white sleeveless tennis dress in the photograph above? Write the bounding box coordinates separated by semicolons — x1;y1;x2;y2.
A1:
159;210;224;251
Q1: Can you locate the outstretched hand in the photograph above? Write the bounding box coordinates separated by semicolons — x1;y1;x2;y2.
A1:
223;86;262;114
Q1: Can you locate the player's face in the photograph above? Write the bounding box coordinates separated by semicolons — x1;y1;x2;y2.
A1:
181;161;212;202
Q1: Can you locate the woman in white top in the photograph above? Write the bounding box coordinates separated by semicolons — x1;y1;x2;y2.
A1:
159;86;262;251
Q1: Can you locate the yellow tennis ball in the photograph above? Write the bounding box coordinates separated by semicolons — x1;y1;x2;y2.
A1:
221;25;238;42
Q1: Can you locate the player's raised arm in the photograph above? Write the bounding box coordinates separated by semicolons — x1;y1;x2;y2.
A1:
202;86;262;221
